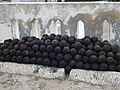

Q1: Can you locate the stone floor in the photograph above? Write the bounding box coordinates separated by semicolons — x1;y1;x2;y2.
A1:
0;72;120;90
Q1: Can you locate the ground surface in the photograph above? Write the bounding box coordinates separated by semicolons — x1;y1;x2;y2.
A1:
0;72;120;90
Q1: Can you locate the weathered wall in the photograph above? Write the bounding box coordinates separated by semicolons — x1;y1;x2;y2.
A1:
0;3;120;44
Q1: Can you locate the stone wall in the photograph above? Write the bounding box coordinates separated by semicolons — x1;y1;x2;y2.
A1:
0;3;120;45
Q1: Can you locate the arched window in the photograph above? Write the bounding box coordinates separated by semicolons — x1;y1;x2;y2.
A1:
49;19;61;35
76;20;85;39
103;20;110;41
31;18;40;38
54;20;61;35
11;19;20;39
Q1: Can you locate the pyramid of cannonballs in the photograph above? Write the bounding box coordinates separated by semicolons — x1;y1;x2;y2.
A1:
0;33;120;74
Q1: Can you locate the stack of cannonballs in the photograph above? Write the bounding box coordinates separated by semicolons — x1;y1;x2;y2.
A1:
0;33;120;74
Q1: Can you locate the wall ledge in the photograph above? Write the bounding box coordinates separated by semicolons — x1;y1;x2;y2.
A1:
69;69;120;85
0;62;65;80
1;62;120;85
